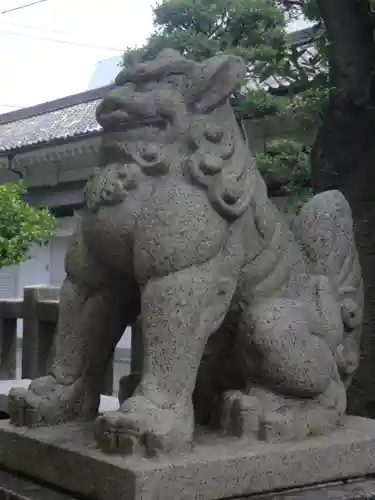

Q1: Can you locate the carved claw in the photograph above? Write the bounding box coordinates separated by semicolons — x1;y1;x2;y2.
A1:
94;412;143;455
8;376;98;428
221;390;261;438
94;396;194;457
8;385;55;428
8;387;32;427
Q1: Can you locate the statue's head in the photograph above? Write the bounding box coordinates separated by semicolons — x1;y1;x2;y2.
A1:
97;49;245;139
95;50;256;220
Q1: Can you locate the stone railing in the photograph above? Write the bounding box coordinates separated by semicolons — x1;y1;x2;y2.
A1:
0;285;114;395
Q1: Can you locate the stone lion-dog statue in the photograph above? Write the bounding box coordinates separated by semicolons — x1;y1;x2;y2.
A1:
8;49;363;458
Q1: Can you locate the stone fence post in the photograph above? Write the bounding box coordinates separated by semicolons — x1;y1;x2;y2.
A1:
22;285;59;380
21;285;114;395
0;299;22;379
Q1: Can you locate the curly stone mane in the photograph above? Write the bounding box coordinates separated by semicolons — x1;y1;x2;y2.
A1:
94;49;254;221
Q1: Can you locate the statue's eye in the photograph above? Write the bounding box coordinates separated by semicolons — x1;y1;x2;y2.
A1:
141;144;159;162
204;127;223;143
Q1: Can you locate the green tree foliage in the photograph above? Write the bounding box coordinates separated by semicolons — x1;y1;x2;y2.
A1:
122;0;330;210
0;181;55;267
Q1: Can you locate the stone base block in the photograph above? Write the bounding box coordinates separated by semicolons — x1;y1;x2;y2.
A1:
0;417;375;500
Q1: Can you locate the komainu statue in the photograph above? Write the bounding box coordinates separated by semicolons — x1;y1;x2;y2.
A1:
8;50;363;457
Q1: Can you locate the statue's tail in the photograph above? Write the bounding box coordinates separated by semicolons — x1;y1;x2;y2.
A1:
292;190;364;387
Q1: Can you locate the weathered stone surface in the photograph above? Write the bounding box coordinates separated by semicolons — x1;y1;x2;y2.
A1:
1;470;375;500
248;478;375;500
6;49;364;459
0;417;374;500
0;468;78;500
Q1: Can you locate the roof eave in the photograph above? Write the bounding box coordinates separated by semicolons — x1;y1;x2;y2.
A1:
0;85;111;126
0;129;102;158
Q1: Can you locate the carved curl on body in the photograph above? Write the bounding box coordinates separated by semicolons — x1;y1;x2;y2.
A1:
8;49;364;459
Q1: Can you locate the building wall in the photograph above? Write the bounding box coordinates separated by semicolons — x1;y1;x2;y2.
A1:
0;214;132;348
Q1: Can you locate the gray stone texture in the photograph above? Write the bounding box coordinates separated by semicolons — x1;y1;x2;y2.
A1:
0;468;79;500
249;479;375;500
1;468;375;500
0;417;374;500
7;49;363;461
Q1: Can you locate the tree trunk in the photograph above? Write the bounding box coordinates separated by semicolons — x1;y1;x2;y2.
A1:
311;0;375;416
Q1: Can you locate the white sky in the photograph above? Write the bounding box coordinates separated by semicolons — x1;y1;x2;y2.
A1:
0;0;309;115
0;0;157;113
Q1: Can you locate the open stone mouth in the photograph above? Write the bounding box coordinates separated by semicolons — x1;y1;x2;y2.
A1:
109;113;167;131
101;102;167;129
125;116;167;130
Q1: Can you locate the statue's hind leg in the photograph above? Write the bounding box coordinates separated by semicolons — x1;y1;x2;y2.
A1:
94;242;241;457
225;298;346;442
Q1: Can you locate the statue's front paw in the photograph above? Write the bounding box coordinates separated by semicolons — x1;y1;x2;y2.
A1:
94;395;194;457
8;386;48;428
8;376;98;427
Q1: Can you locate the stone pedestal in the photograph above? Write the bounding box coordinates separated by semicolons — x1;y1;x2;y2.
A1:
0;417;375;500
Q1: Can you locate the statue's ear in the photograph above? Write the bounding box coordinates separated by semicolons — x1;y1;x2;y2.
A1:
190;54;246;113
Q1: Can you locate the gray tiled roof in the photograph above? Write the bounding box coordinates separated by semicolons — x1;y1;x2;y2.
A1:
289;26;315;46
0;99;102;153
0;27;315;155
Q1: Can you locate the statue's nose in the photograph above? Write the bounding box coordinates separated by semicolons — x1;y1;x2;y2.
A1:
96;100;131;129
99;86;135;111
